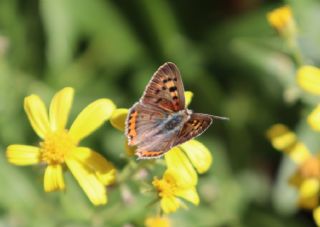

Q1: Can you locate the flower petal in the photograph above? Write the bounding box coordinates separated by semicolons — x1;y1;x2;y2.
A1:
299;178;320;199
69;99;116;143
313;207;320;227
44;164;65;192
267;6;294;31
24;94;51;138
289;142;312;165
299;193;319;210
288;171;303;187
175;187;200;206
308;105;320;131
161;196;180;214
49;87;74;131
110;108;128;132
6;145;40;165
124;140;135;157
165;147;197;186
71;147;116;185
266;124;296;150
184;91;193;107
145;216;171;227
297;65;320;96
180;140;212;174
266;124;311;164
66;158;107;205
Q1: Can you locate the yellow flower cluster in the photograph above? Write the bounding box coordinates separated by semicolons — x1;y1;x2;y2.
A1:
267;5;320;225
267;124;320;224
267;65;320;225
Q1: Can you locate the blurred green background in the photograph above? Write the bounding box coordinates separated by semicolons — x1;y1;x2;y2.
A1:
0;0;320;226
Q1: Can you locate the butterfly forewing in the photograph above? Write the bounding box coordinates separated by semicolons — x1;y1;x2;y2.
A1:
140;62;185;112
172;113;213;147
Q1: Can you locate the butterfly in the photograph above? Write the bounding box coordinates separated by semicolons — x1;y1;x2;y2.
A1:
125;62;228;159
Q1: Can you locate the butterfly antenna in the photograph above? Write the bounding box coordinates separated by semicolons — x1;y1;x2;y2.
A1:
211;115;229;121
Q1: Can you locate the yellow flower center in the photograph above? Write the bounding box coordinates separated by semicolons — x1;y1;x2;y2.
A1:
40;130;75;165
153;175;177;198
299;157;320;179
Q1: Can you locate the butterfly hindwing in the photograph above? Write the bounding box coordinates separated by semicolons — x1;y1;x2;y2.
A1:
125;102;182;159
173;113;213;147
141;62;185;112
126;102;168;146
135;127;181;159
136;150;166;159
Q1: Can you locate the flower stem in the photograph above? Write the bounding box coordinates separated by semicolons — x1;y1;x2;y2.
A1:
286;36;303;67
117;159;152;184
291;43;304;67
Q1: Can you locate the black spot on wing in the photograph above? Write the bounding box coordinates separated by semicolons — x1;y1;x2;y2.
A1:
169;86;177;92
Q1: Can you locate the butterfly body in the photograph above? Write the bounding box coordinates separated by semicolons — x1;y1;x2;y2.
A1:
125;62;223;159
162;110;191;131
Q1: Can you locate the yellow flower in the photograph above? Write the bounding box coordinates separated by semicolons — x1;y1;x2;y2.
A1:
6;87;116;205
152;170;199;213
314;207;320;227
267;5;296;35
297;65;320;96
110;91;213;185
290;156;320;210
145;216;171;227
267;124;320;219
266;124;310;164
296;65;320;132
308;105;320;131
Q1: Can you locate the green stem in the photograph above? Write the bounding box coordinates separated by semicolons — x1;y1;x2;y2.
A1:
286;35;304;67
117;159;151;184
291;44;304;67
